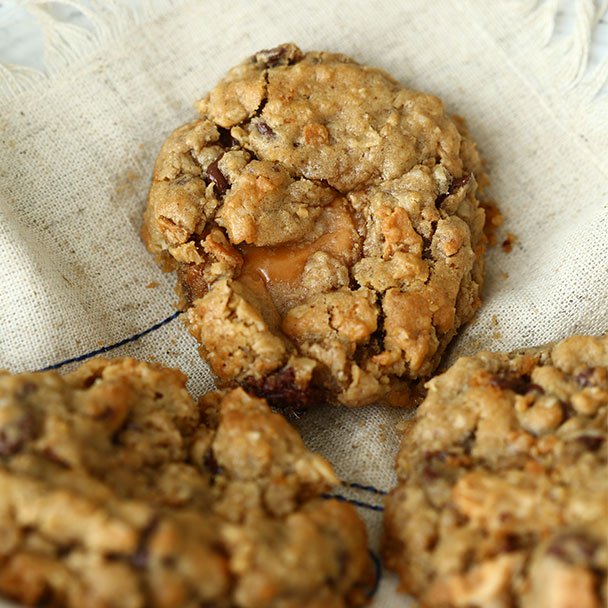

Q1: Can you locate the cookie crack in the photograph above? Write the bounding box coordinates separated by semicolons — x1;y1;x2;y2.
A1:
255;67;270;118
354;293;385;364
420;221;441;289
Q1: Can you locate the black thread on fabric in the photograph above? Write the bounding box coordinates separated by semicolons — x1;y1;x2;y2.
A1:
367;550;383;598
40;310;181;371
345;482;388;496
322;493;384;512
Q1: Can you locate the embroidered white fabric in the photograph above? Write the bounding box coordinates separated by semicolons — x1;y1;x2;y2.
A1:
0;0;606;605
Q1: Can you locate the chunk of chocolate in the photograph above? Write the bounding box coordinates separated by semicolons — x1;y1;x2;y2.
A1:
206;158;229;195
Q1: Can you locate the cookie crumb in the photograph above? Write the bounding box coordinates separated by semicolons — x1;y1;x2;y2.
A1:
501;232;517;253
481;200;504;247
146;281;159;288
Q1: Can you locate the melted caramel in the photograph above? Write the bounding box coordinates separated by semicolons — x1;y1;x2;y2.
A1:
238;201;358;311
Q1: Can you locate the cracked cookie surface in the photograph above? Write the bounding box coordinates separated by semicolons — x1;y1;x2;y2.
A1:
0;358;373;607
383;334;608;608
143;43;487;408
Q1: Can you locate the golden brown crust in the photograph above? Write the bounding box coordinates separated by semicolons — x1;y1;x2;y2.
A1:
0;358;373;607
143;43;487;407
383;334;608;607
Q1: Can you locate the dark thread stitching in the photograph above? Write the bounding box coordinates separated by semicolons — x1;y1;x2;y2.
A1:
367;550;382;598
40;311;181;371
345;482;388;496
322;493;384;512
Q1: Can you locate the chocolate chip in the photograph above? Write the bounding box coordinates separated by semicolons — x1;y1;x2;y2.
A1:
242;367;314;413
435;174;470;207
462;429;477;453
489;374;544;396
501;533;522;552
217;127;238;149
0;414;37;457
421;451;459;481
256;121;275;137
451;509;469;526
82;372;102;389
451;175;470;190
15;382;37;399
547;531;598;564
0;431;24;457
559;400;577;420
577;434;604;452
131;517;159;570
575;368;596;388
434;194;447;208
206;158;229;195
254;44;303;68
422;464;441;481
57;543;75;558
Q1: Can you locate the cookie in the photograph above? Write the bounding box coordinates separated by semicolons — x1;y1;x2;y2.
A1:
383;334;608;607
0;358;373;607
143;43;487;408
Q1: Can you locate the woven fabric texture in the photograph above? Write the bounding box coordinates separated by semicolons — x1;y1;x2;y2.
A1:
1;1;607;605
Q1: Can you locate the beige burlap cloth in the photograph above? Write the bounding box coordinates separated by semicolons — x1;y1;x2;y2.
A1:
1;0;606;605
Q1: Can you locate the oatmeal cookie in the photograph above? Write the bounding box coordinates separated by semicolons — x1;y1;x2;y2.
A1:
383;334;608;607
0;358;373;607
143;43;487;408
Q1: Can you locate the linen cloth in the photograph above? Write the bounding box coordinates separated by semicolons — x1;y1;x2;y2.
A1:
0;1;607;605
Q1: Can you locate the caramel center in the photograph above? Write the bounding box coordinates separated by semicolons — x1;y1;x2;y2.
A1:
238;201;358;310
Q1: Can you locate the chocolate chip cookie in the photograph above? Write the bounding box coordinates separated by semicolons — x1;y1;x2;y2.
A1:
143;43;487;408
383;334;608;607
0;358;373;607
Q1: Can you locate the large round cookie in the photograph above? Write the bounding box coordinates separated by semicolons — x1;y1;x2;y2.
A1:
0;358;373;607
383;335;608;607
143;43;487;408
